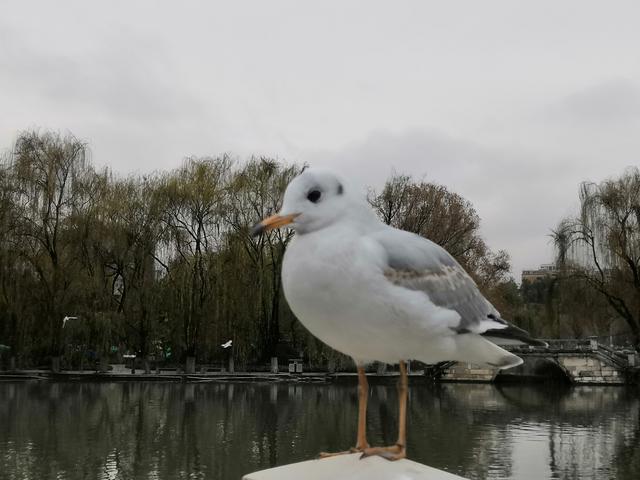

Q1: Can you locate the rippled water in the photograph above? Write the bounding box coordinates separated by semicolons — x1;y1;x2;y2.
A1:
0;380;638;479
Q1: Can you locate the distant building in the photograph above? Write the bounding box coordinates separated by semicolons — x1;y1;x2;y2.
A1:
521;263;558;283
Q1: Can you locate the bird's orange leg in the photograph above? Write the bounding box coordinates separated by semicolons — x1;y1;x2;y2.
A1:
355;366;370;450
360;360;408;461
319;366;370;458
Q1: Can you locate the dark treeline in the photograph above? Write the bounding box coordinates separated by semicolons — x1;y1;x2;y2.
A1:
507;167;640;351
0;130;637;373
0;131;306;372
552;167;640;350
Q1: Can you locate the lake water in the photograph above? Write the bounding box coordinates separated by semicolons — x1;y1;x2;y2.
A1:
0;380;638;479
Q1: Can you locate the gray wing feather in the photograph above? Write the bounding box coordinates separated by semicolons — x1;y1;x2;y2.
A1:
370;227;501;333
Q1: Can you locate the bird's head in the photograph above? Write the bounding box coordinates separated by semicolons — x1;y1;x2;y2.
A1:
251;168;373;236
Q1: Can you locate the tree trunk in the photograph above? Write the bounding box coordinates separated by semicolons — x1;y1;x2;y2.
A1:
144;357;150;374
185;355;196;374
51;356;61;373
228;356;235;373
327;357;336;374
9;356;16;372
98;358;108;373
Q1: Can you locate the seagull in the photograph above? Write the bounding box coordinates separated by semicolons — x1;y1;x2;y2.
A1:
221;340;233;349
62;316;78;328
251;168;545;461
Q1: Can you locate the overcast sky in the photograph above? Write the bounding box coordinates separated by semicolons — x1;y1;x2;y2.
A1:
2;1;640;279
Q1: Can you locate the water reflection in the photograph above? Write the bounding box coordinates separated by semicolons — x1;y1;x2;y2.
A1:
0;380;637;479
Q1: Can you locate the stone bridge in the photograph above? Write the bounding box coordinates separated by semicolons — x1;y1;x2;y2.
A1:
436;339;636;385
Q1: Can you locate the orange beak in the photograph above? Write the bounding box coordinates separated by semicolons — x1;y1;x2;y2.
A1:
250;213;300;236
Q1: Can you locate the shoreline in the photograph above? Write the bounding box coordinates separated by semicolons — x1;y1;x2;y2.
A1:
1;369;636;385
0;369;424;383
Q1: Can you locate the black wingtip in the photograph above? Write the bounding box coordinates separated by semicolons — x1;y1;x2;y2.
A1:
483;315;548;347
482;326;548;347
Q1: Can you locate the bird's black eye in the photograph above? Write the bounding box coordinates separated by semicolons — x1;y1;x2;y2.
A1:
307;190;322;203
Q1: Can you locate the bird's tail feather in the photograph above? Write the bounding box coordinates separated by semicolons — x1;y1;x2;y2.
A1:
448;334;523;370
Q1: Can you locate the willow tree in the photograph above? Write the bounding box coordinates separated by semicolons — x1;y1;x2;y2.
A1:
158;157;231;373
7;131;91;371
553;167;640;350
225;158;300;362
0;163;21;368
78;175;165;372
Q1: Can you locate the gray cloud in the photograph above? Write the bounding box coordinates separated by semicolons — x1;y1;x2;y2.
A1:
553;79;640;123
0;16;221;174
0;23;205;122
